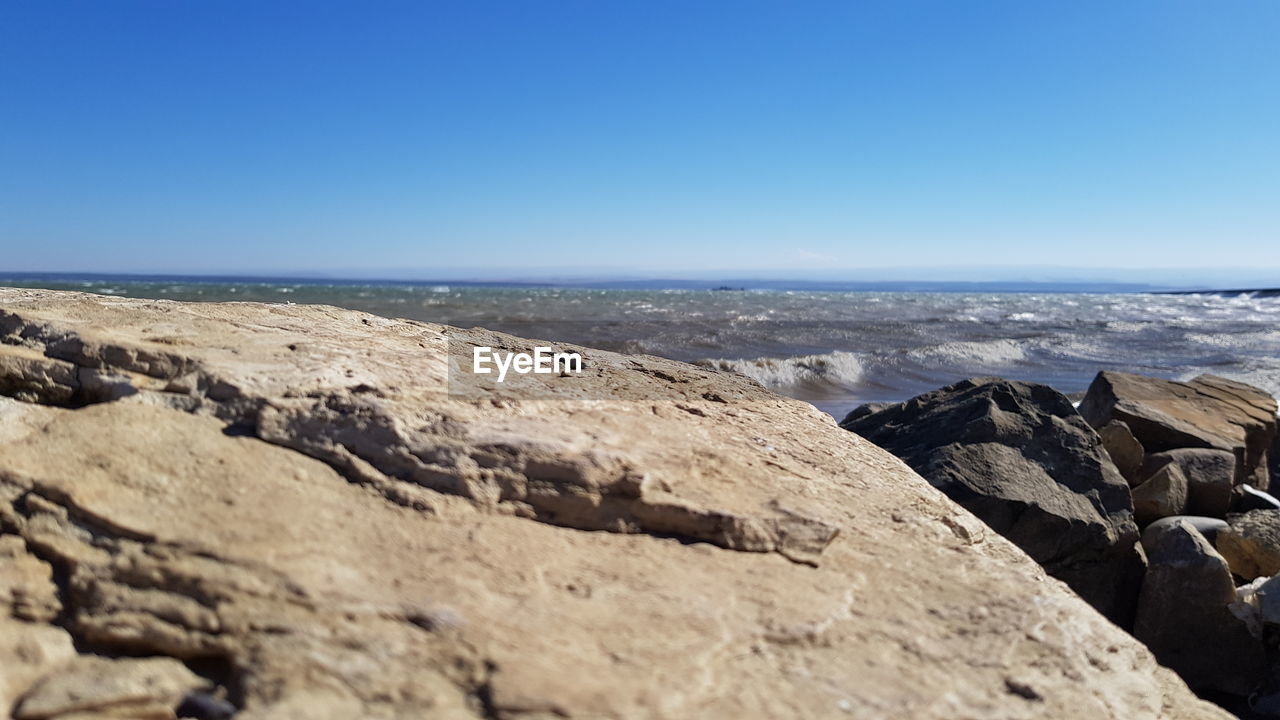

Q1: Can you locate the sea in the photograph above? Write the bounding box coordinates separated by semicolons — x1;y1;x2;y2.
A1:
4;274;1279;419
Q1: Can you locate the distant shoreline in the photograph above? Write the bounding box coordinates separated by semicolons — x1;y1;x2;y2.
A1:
0;271;1236;294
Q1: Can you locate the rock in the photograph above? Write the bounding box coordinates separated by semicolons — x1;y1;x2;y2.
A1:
1236;483;1280;512
1254;576;1280;628
1141;448;1238;518
176;692;238;720
1134;519;1266;696
841;377;1144;627
1271;430;1280;492
13;656;207;720
1099;419;1146;485
1079;371;1277;491
0;288;1230;719
1132;463;1188;525
1143;516;1229;546
838;401;891;424
0;535;77;714
1217;510;1280;580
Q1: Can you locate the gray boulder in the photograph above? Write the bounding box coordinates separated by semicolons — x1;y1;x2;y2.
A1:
1132;463;1188;525
1134;519;1266;696
1098;419;1145;485
842;377;1145;627
1079;371;1276;490
1141;448;1237;518
1216;510;1280;581
1143;516;1229;545
838;401;891;425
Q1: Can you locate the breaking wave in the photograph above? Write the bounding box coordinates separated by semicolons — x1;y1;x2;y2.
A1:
908;338;1028;368
698;351;864;390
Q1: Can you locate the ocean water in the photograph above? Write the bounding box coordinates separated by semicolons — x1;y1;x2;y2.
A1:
6;276;1280;418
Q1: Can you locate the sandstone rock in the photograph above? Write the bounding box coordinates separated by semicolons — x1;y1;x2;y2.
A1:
1143;516;1229;546
0;533;77;714
1079;371;1277;490
13;656;206;720
1134;519;1266;696
1141;448;1237;518
1099;419;1146;484
1217;510;1280;580
841;377;1144;627
0;288;1230;719
1132;463;1188;525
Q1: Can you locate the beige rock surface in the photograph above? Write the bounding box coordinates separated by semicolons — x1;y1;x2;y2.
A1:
1217;510;1280;581
0;288;1229;719
13;656;206;720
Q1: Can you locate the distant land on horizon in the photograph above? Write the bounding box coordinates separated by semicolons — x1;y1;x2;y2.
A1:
2;271;1277;295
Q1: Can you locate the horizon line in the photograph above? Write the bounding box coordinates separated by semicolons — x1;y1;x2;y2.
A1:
3;270;1277;295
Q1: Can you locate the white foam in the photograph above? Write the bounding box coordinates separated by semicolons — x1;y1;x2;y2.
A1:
698;351;864;389
909;339;1027;367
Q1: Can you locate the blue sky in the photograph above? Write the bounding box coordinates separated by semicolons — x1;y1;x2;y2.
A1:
1;1;1277;281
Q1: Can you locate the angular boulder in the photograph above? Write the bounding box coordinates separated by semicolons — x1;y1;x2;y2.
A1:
841;377;1145;627
0;289;1230;719
1132;463;1188;526
1079;371;1277;491
1141;448;1237;518
1216;510;1280;580
1135;520;1266;697
1099;419;1146;485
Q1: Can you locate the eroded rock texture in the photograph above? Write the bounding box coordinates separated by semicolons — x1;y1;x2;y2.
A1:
0;288;1228;719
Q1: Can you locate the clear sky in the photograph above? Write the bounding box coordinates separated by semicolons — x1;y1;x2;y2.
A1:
1;1;1277;281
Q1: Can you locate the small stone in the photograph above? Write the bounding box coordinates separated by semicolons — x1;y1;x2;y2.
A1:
1141;448;1236;518
1098;420;1145;485
1132;463;1188;525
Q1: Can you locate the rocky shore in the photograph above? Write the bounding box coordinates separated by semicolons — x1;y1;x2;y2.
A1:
0;288;1237;719
843;371;1280;715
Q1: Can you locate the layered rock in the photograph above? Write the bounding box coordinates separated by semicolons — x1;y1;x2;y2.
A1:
0;288;1226;719
840;378;1145;627
1079;371;1277;493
